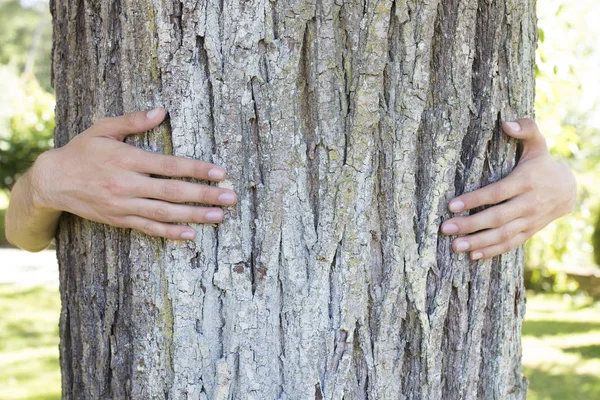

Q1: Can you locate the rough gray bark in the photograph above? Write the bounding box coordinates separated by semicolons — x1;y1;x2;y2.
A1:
51;0;535;398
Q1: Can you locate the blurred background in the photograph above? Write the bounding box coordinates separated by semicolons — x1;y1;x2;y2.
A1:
0;0;599;398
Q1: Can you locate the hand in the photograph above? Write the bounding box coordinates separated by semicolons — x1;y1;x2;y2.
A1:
440;119;576;260
30;108;237;241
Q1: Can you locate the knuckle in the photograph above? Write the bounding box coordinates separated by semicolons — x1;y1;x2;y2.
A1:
198;188;211;204
113;147;136;167
107;216;126;228
123;112;138;129
193;162;206;178
457;219;471;234
141;222;157;237
103;176;127;195
104;197;121;210
161;181;182;200
500;226;516;241
502;241;514;254
465;192;479;206
192;209;205;223
492;209;509;226
161;159;179;176
94;117;110;128
490;212;502;227
490;185;505;203
522;174;537;192
518;118;538;132
152;207;170;221
166;227;183;240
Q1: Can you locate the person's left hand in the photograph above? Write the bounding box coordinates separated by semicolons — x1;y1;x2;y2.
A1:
440;119;576;260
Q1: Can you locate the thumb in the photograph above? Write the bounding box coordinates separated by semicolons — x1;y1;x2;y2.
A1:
89;108;167;141
502;118;549;159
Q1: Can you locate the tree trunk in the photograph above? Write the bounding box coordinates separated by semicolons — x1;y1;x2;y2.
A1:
51;0;535;398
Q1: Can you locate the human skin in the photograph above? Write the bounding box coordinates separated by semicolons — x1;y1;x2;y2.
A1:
441;118;576;260
5;108;237;251
5;110;575;257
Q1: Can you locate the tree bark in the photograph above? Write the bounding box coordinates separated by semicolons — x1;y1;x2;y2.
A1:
51;0;536;398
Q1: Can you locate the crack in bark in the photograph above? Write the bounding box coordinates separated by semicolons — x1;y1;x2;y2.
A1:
250;77;265;185
277;227;285;397
331;329;348;373
338;4;353;167
170;1;184;49
195;35;217;162
328;241;341;323
271;2;279;40
315;382;324;400
298;17;320;232
353;321;368;393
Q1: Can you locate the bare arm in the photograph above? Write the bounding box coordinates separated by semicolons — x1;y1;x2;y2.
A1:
5;108;237;252
4;162;62;252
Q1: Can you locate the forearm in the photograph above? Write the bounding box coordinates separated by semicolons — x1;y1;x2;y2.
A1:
5;157;62;252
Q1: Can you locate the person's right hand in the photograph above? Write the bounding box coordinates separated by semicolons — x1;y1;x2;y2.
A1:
31;108;236;241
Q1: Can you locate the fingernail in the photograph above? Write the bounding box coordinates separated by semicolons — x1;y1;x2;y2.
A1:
218;192;236;205
506;121;521;132
208;168;226;180
472;252;483;260
442;224;459;234
147;107;161;119
205;210;223;222
180;230;196;240
456;241;470;252
449;201;465;212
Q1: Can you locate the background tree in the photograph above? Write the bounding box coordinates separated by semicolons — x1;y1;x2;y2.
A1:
52;0;535;398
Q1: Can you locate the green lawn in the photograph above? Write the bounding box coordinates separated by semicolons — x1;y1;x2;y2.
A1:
523;294;600;400
0;285;598;399
0;285;61;400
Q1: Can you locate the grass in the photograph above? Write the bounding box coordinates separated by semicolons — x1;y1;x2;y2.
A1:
0;285;598;399
523;294;600;400
0;284;61;400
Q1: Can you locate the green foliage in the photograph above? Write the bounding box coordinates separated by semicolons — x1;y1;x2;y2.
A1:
593;211;600;267
0;66;55;191
0;0;54;213
0;0;53;92
527;0;600;278
0;207;6;246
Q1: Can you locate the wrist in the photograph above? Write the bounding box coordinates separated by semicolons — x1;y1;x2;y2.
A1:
29;149;60;211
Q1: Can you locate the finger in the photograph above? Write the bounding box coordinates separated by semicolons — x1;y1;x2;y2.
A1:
123;215;197;240
502;118;548;159
125;199;224;224
442;196;530;235
90;108;167;141
447;175;527;214
450;217;528;253
469;231;532;260
125;148;226;181
138;176;237;205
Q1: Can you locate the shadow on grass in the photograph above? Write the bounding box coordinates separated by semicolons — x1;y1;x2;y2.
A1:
524;366;600;400
522;320;600;337
563;344;600;360
0;321;58;351
0;285;59;301
5;353;59;380
27;395;61;400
